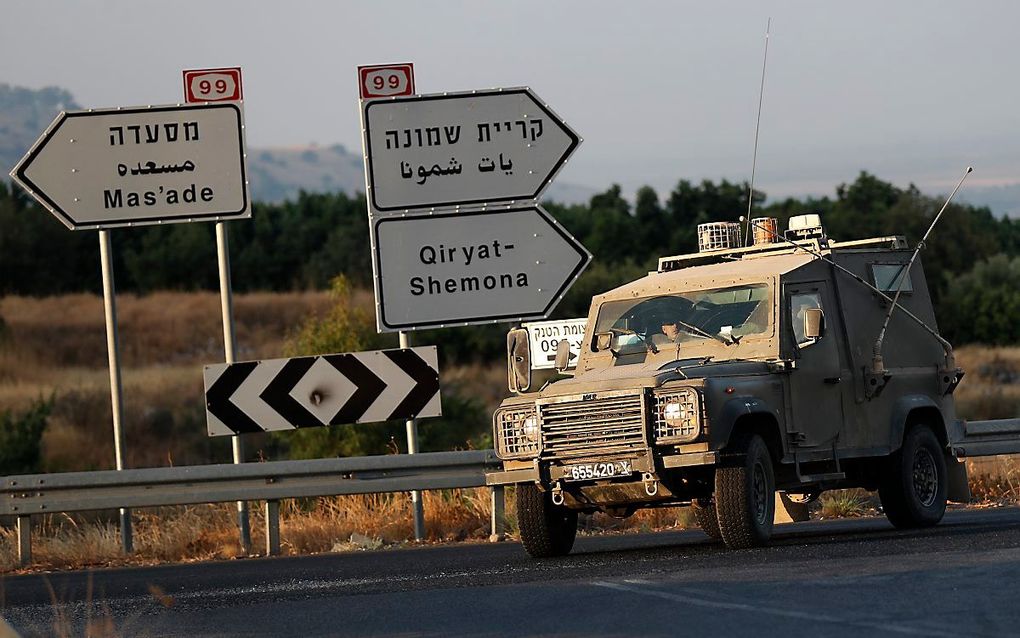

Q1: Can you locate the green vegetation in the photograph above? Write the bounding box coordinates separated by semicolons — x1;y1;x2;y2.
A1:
271;276;489;458
1;172;1017;346
940;255;1020;346
0;397;52;475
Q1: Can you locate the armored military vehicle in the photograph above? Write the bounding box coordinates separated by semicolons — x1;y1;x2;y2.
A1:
487;214;1020;556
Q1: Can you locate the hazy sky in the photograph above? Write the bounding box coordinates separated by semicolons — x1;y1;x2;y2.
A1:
4;1;1018;200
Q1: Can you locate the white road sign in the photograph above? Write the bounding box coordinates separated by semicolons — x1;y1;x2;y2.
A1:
10;103;249;230
371;205;591;332
362;87;580;213
204;346;441;436
523;318;587;370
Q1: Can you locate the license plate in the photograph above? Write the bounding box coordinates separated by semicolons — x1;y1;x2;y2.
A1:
564;460;633;482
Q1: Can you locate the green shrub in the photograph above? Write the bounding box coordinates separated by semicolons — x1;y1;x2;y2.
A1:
940;254;1020;345
276;276;488;459
0;397;52;475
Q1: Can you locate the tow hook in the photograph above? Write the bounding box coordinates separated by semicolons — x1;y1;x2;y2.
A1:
551;482;565;506
642;473;659;497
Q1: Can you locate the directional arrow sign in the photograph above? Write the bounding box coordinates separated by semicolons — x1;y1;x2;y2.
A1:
371;205;591;332
203;347;441;437
10;103;249;230
362;87;579;213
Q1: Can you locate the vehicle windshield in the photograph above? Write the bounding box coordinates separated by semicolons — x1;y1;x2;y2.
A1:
593;284;771;357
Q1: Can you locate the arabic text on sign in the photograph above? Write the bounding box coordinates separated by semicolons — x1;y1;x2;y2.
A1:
117;160;196;177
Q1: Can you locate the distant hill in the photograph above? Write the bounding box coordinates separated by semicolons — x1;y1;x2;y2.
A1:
0;83;595;206
1;84;1010;214
0;84;80;173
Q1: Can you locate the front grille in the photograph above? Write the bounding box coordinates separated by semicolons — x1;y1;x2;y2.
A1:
539;393;647;460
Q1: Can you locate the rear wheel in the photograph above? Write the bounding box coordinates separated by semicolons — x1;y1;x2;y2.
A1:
516;484;578;558
692;499;722;541
879;425;947;528
715;434;775;549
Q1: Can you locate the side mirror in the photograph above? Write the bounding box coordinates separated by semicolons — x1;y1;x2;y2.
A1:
804;308;825;340
554;339;573;372
507;328;531;393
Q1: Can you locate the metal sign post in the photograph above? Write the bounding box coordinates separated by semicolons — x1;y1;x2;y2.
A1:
399;331;425;541
98;230;131;552
215;221;250;552
183;66;252;554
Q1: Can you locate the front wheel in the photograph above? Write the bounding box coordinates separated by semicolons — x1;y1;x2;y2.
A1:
516;484;578;558
879;425;947;528
715;434;775;549
692;499;722;541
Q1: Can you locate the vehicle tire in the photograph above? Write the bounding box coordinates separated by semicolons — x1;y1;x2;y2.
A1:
715;434;775;549
879;425;947;529
516;484;578;558
692;498;722;541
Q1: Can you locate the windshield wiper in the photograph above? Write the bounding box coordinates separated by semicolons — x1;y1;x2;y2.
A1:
674;318;734;346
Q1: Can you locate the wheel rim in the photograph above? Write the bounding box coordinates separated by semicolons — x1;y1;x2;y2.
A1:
912;448;939;507
752;460;768;524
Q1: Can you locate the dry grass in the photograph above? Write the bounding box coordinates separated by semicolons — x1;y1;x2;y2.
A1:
818;489;877;519
954;345;1020;421
968;457;1020;505
1;293;1017;573
0;290;336;372
0;489;494;572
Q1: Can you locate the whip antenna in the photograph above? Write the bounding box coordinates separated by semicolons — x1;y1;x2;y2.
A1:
744;17;771;245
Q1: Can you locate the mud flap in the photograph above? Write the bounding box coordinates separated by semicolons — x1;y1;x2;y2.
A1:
946;457;971;503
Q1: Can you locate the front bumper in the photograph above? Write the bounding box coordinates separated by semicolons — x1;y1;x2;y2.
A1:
484;450;718;486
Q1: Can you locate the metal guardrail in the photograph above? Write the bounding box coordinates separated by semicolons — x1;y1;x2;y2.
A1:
954;419;1020;458
3;450;504;567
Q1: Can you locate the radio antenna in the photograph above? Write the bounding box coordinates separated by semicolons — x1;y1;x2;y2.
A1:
744;17;771;246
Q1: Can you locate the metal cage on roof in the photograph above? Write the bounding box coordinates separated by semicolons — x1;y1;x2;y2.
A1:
697;221;742;252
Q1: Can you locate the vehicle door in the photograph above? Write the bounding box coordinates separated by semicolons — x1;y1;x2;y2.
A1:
786;281;846;450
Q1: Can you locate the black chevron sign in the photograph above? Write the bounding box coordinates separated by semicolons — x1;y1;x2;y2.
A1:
203;346;441;436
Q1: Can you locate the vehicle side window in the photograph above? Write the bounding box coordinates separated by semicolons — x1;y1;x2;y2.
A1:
790;292;822;347
871;263;912;293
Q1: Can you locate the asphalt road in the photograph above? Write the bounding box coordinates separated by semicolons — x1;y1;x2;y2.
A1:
3;507;1020;637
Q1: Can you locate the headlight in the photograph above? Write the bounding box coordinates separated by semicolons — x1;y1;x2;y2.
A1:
521;415;539;442
653;388;702;443
494;407;541;459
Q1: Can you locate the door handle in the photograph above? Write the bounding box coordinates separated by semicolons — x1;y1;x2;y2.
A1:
824;377;841;384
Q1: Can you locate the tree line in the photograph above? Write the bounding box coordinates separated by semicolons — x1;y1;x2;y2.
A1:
1;172;1017;347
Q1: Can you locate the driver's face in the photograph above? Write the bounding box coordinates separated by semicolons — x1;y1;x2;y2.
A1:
662;322;680;341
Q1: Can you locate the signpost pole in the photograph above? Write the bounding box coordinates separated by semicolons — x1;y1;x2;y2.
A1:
98;230;132;553
215;221;251;553
399;330;425;541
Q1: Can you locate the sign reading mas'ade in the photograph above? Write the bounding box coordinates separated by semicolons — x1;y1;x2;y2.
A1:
10;102;249;230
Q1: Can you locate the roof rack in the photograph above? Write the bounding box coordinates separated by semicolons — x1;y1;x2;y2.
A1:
657;235;908;273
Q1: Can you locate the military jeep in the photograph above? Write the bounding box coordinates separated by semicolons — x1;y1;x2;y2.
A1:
487;215;975;556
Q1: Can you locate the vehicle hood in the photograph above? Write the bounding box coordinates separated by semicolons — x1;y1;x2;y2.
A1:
535;358;772;398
